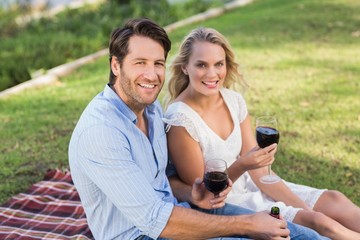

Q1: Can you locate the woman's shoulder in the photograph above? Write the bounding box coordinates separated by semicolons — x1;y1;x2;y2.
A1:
221;88;246;104
166;101;196;115
221;87;243;96
221;88;248;122
163;102;201;141
165;101;187;115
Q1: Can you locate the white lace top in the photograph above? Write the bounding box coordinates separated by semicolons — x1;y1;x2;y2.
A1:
164;88;247;165
163;88;326;221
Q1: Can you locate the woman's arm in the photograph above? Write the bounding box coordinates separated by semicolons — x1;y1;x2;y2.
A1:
240;114;311;210
228;116;277;182
167;125;205;186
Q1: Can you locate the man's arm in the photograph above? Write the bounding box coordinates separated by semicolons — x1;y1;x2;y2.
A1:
167;175;290;239
160;206;290;239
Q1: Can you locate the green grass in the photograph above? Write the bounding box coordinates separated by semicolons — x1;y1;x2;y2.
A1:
1;0;359;206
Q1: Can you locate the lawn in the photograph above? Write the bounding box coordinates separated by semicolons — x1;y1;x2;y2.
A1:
0;0;359;206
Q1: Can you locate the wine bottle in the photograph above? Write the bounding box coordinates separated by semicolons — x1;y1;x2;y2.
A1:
270;206;280;219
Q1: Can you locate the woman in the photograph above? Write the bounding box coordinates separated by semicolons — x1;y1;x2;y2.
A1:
163;27;360;239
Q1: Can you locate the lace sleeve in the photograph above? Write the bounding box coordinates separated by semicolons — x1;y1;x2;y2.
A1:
162;112;199;142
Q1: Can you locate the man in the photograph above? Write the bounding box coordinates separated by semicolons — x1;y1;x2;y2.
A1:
68;18;327;240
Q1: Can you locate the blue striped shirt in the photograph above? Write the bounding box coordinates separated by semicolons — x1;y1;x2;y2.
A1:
69;84;188;240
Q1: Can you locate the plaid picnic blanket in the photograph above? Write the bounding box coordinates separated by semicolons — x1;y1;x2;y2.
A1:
0;169;94;240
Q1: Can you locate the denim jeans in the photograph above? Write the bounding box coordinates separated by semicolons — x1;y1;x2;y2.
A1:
136;203;329;240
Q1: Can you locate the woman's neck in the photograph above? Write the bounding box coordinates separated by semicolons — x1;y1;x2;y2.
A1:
181;87;222;115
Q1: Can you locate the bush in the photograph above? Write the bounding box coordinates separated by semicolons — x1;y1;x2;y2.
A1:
0;0;225;92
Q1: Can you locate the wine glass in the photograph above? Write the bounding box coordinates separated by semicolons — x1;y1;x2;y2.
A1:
256;116;281;184
204;159;229;197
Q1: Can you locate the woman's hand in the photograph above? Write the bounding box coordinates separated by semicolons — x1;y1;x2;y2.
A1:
237;143;277;172
190;177;233;209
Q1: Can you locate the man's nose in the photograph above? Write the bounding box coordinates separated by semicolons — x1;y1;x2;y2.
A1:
143;65;157;80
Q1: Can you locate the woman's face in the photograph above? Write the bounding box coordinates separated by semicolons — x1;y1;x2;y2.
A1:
184;41;226;96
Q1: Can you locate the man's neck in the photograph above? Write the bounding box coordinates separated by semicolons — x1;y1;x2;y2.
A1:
111;84;148;137
136;112;148;137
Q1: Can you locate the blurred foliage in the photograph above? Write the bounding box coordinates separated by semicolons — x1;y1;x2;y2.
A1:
0;0;224;91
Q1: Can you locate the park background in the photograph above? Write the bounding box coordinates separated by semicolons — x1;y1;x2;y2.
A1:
0;0;359;207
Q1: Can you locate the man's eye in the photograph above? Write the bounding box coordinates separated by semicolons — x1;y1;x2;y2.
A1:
156;62;165;67
136;62;145;65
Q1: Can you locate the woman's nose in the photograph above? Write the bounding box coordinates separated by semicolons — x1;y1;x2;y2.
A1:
206;66;218;77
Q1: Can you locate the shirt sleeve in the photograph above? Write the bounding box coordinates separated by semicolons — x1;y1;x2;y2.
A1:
77;124;173;239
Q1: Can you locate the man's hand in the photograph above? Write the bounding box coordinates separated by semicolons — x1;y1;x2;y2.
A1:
246;212;290;240
190;177;233;209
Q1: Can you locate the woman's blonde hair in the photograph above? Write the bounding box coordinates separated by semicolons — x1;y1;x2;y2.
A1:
166;27;247;104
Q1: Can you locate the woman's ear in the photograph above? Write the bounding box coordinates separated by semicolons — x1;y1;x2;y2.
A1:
181;65;188;75
111;56;120;77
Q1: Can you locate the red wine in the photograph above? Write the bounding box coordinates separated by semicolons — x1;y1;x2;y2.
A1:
204;171;228;195
256;126;280;148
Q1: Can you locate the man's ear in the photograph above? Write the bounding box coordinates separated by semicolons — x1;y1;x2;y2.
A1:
111;56;120;77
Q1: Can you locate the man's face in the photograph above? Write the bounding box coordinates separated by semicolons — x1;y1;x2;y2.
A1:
113;35;166;111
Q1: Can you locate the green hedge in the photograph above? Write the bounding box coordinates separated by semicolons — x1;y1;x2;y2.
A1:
0;0;225;91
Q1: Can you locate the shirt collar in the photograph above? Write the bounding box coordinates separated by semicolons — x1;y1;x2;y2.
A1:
103;84;157;124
